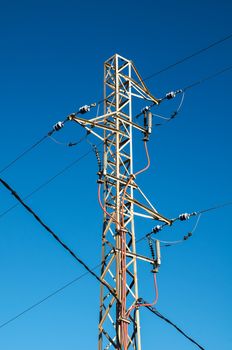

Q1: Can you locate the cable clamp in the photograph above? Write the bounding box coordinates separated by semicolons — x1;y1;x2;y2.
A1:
183;232;193;240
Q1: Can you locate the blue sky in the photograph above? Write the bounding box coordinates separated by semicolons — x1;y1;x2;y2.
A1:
0;0;232;349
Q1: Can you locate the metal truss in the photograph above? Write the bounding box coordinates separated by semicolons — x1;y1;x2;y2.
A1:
70;54;171;350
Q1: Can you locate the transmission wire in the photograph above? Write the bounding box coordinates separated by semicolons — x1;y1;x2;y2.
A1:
0;177;116;299
0;139;103;220
142;32;232;82
0;263;101;330
1;32;232;176
144;303;205;350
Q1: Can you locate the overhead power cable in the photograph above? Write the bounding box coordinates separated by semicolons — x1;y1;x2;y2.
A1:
1;33;231;176
142;32;232;82
92;32;232;106
0;104;96;175
0;140;103;220
0;263;101;330
136;201;232;244
0;177;116;299
143;302;205;350
0;201;231;330
0;119;68;175
145;63;232;128
183;64;232;91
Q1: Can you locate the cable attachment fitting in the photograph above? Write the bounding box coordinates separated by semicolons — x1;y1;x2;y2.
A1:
183;232;193;241
179;213;190;221
78;103;96;115
152;225;163;234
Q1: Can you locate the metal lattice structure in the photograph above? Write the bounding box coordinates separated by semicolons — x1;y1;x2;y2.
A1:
70;54;171;350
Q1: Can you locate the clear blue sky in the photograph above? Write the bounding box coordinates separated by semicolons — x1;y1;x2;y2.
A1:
0;0;232;349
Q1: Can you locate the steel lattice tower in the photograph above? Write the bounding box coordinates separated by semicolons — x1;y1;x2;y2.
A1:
70;54;171;350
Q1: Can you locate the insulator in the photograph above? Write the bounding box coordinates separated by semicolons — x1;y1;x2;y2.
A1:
147;111;152;134
93;144;102;173
53;121;64;131
143;109;152;135
142;106;150;113
155;240;161;266
147;236;155;260
152;225;162;234
166;91;176;100
79;105;91;114
179;213;190;221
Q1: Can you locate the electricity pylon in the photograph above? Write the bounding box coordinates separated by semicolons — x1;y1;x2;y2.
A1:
70;54;172;350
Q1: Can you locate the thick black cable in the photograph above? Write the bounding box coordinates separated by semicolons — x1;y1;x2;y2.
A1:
144;303;205;350
0;201;230;329
0;177;117;299
0;263;101;330
143;33;232;82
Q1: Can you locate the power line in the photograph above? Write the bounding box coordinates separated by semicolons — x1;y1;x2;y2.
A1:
0;105;96;176
183;64;232;91
1;33;232;177
136;201;232;244
0;141;102;220
142;32;232;82
0;264;101;330
0;118;69;175
143;302;205;350
0;177;116;299
0;200;231;330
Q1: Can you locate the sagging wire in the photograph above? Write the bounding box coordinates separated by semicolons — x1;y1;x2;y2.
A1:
2;36;232;177
48;132;87;148
0;142;103;221
0;103;96;175
153;89;185;127
0;177;117;300
156;214;202;248
142;32;232;82
142;301;205;350
135;89;185;133
183;64;232;92
0;263;102;330
137;201;232;246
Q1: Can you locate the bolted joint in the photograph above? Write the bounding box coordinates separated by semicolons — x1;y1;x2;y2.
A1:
118;317;130;324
